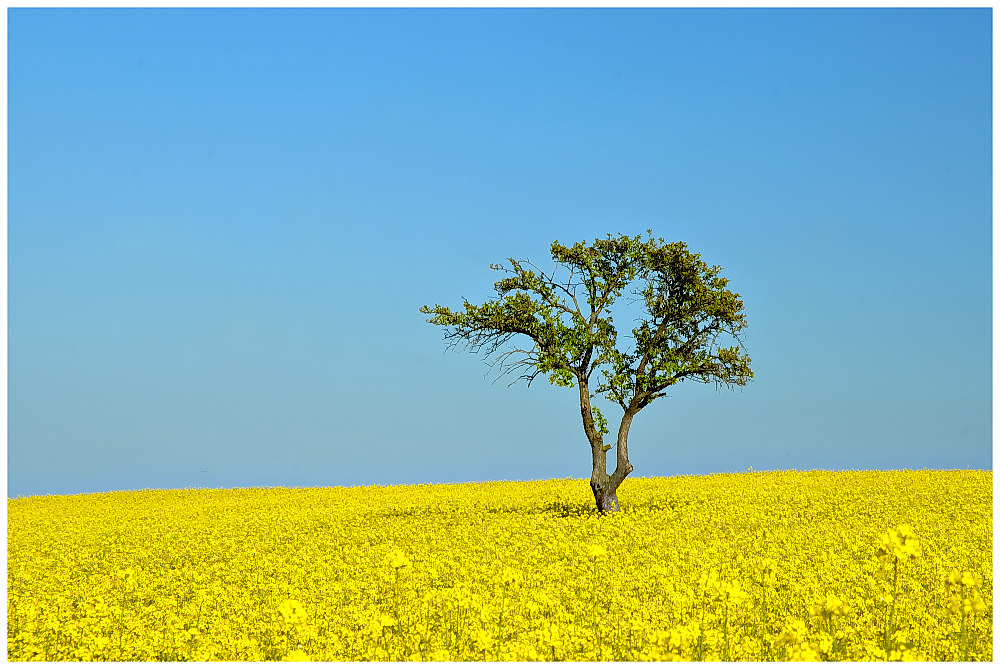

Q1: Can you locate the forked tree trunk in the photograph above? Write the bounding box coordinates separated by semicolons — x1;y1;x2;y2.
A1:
578;376;636;513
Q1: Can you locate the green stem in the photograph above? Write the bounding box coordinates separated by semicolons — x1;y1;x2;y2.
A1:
723;603;730;662
394;567;400;631
885;557;898;656
759;577;769;661
496;583;507;662
393;567;402;659
960;584;968;662
696;594;706;661
118;586;127;659
592;557;601;660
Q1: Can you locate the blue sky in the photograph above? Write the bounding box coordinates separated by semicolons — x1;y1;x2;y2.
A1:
7;8;992;498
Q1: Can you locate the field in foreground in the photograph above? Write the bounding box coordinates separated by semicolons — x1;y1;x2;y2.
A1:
7;469;992;661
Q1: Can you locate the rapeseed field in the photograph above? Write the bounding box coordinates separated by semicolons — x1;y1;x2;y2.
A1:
7;469;992;661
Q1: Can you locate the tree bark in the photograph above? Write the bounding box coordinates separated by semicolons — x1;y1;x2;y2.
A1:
579;376;637;513
610;409;637;489
592;410;637;512
590;473;621;513
577;376;614;512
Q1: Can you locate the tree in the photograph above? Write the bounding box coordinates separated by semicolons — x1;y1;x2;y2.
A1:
419;232;752;512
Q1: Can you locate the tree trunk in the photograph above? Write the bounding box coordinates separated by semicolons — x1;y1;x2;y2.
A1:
589;408;637;513
576;376;615;512
590;473;621;513
577;375;640;513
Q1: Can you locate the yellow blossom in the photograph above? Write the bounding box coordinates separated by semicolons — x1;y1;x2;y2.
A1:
387;549;411;569
5;470;991;662
282;648;310;661
278;599;306;626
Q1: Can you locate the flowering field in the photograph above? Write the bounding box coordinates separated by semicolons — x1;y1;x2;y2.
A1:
7;469;992;661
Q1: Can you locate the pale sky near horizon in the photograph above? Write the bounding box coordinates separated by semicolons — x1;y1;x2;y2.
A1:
7;8;992;498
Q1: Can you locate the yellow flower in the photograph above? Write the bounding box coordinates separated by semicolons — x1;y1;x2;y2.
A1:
821;593;847;616
587;544;607;559
278;599;306;626
118;567;139;590
282;648;310;661
472;628;495;651
878;524;921;562
760;559;779;585
724;581;750;606
387;549;411;569
501;566;522;585
541;623;564;648
946;569;985;615
5;469;991;661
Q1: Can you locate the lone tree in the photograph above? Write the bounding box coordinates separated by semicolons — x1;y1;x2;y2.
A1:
420;232;752;512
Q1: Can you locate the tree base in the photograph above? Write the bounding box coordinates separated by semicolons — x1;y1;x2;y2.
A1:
590;479;622;513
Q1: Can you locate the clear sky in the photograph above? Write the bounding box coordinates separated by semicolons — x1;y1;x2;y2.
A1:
7;8;992;498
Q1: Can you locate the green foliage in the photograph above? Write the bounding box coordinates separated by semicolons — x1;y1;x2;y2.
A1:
419;231;753;412
591;405;609;437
